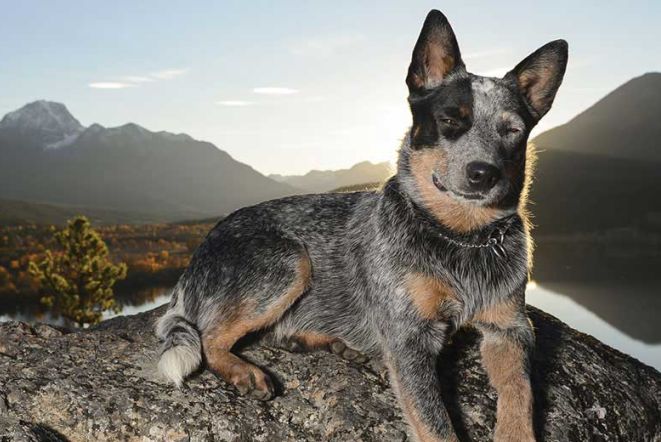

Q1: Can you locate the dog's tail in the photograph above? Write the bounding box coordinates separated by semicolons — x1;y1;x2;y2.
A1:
155;295;202;387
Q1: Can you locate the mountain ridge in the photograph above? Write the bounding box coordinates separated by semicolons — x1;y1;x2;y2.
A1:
270;160;393;193
532;72;661;162
0;101;300;222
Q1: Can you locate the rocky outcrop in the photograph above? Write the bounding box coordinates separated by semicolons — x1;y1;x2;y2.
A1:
0;306;659;441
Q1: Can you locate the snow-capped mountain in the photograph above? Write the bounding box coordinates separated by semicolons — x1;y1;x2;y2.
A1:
0;100;84;149
0;101;300;221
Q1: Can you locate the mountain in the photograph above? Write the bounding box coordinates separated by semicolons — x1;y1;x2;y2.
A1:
0;101;300;222
533;72;661;162
270;161;393;193
529;73;661;235
530;149;661;235
0;100;84;150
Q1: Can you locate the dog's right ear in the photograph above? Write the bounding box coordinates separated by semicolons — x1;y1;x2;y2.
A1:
406;10;464;95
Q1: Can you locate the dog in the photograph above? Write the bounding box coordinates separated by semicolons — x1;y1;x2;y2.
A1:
156;10;567;442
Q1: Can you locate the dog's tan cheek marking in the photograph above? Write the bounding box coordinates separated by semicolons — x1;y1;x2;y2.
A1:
203;256;312;386
408;149;502;233
480;336;534;441
405;273;455;320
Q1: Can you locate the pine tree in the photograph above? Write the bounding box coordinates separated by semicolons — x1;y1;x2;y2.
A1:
28;216;127;327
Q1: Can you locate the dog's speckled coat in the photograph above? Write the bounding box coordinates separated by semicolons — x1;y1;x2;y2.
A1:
156;10;567;442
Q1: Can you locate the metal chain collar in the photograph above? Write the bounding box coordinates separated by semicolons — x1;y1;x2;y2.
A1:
437;215;516;259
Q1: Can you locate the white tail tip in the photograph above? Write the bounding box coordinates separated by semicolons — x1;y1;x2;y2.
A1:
157;345;202;387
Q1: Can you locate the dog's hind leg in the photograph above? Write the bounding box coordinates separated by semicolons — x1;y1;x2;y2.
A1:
200;240;311;400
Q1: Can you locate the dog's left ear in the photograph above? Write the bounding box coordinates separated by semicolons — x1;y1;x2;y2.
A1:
406;10;465;95
505;40;569;121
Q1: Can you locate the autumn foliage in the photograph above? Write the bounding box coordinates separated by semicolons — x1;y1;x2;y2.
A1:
0;219;213;319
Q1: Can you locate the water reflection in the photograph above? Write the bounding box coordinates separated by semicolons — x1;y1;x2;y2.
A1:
526;283;661;370
104;289;171;320
536;281;660;344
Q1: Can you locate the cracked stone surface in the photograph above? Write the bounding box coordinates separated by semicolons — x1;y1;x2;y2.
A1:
0;306;659;441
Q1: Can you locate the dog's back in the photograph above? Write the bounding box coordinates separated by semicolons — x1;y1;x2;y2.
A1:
155;190;381;387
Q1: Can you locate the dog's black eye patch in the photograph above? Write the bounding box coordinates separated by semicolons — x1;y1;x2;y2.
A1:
408;76;473;146
431;104;471;141
438;106;470;120
437;106;472;126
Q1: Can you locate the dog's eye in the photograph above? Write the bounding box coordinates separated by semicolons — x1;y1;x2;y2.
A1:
441;118;459;127
507;127;522;134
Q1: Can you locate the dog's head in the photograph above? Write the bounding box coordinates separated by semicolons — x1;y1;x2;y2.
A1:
398;10;567;232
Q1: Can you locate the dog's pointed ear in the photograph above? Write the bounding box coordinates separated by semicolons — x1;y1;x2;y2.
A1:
505;40;568;121
406;10;464;95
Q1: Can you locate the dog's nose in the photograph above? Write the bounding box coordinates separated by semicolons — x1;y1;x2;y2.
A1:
466;162;501;192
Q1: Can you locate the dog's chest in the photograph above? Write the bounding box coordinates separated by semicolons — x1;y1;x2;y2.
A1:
459;244;526;288
400;231;529;323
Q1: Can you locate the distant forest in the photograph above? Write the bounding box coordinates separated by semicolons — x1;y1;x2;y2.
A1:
0;221;214;300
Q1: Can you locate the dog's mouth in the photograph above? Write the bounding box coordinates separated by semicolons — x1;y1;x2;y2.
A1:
432;173;485;201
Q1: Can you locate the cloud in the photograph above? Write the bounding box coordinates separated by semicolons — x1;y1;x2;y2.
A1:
289;33;366;57
122;76;154;83
89;68;189;90
88;82;136;89
253;87;299;95
216;100;253;107
215;87;300;107
150;68;189;80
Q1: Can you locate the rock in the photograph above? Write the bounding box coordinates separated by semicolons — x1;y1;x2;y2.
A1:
0;306;659;441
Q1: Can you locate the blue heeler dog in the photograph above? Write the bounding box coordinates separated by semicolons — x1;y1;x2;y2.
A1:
156;10;567;442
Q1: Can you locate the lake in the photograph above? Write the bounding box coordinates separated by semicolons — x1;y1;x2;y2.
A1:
2;282;659;371
526;282;660;370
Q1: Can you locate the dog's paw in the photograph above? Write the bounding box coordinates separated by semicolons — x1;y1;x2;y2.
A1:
217;364;275;401
329;340;369;363
278;336;310;353
277;334;369;363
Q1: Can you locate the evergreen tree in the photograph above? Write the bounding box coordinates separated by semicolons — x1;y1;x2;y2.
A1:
29;216;127;327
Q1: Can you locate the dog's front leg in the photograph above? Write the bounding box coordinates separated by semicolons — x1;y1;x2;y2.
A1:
475;298;535;442
385;335;459;442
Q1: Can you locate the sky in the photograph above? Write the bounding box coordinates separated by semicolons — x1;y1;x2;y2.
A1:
1;0;660;175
